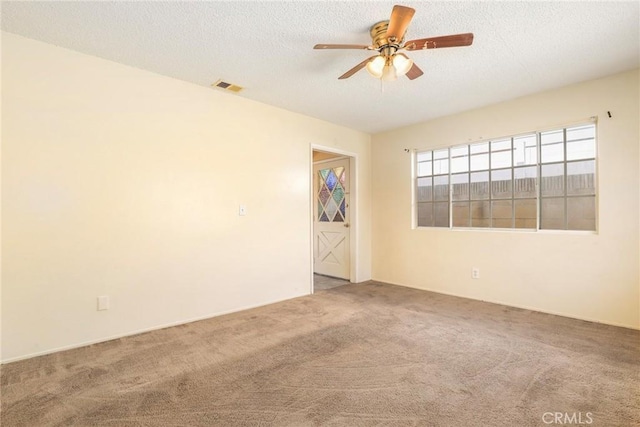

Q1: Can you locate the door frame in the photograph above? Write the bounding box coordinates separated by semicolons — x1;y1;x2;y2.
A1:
310;145;359;293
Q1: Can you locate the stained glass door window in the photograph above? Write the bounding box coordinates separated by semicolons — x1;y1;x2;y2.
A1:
318;166;346;222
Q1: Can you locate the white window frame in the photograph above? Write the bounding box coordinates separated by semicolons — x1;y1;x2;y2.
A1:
413;121;598;232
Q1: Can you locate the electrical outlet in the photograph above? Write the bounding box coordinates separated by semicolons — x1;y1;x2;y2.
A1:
97;296;109;311
472;268;480;279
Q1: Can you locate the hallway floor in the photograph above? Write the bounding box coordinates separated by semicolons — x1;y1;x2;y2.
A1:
313;274;350;291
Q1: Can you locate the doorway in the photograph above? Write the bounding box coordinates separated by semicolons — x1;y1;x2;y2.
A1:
312;149;355;292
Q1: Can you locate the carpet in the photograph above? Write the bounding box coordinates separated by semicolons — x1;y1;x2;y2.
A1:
2;281;638;426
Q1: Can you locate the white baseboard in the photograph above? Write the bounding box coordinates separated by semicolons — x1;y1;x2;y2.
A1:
1;292;309;364
372;277;640;331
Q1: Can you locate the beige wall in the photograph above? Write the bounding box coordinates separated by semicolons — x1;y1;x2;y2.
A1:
372;69;640;329
1;33;372;362
2;31;637;363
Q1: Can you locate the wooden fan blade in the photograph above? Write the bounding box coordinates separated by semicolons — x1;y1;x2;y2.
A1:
338;55;379;80
405;62;424;80
404;33;474;50
396;53;423;80
314;44;372;50
386;5;415;42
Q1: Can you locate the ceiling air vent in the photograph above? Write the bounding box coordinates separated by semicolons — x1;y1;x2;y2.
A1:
211;79;243;93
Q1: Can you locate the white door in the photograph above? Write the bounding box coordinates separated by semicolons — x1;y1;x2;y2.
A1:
313;158;350;279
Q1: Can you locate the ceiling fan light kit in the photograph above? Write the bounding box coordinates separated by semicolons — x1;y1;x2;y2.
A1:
314;4;473;82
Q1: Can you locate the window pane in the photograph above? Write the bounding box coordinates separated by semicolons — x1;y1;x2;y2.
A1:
417;151;432;163
567;160;595;196
417;160;432;177
492;200;513;228
416;124;596;232
491;168;512;199
541;163;564;197
433;175;449;201
541;130;564;163
471;201;490;227
417;202;433;227
515;199;537;229
514;134;537;166
470;153;489;171
452;201;470;227
514;166;537;198
433;149;449;175
566;125;596;161
451;145;469;173
470;142;489;154
567;196;596;230
470;142;489;171
491;139;512;168
452;173;469;201
417;177;433;202
470;171;489;200
541;198;565;229
434;202;449;227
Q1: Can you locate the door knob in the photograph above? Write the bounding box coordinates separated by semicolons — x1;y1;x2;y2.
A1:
344;223;350;228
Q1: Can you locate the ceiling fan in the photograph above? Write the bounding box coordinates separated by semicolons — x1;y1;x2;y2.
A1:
314;5;473;81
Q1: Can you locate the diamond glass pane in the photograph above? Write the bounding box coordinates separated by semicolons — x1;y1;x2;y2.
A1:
332;184;344;204
320;169;329;179
325;170;338;191
325;199;338;221
319;185;331;205
336;167;346;185
319;212;329;222
339;199;346;218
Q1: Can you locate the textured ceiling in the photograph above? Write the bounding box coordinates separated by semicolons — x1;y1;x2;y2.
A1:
2;1;639;134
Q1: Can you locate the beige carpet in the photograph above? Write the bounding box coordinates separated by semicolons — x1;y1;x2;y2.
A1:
2;281;639;426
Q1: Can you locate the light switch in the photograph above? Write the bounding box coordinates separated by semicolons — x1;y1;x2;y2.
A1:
97;296;110;311
239;204;247;216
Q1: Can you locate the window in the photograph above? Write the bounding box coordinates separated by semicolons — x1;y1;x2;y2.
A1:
415;123;596;231
416;149;449;227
